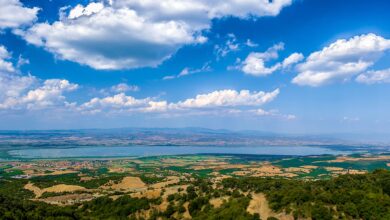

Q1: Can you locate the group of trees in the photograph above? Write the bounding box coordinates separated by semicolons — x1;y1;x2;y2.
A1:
0;191;158;219
0;170;390;219
30;171;127;189
222;169;390;219
154;178;259;220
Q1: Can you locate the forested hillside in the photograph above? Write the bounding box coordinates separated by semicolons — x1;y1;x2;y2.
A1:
1;170;389;220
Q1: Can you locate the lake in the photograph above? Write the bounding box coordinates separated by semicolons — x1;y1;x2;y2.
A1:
7;145;350;159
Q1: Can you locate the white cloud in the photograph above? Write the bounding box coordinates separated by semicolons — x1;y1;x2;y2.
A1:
238;43;303;76
292;33;390;86
0;0;39;29
214;34;240;58
342;116;360;123
162;75;176;80
18;79;78;109
77;88;291;119
356;68;390;84
111;83;139;92
79;93;151;113
112;0;292;22
214;35;261;60
178;63;211;77
178;68;191;77
252;108;296;120
163;63;211;80
19;0;292;70
79;88;280;115
282;52;304;68
0;45;78;110
1;78;78;110
175;88;280;109
17;55;30;68
241;43;284;76
0;73;36;105
0;45;36;104
144;101;169;112
0;45;15;72
246;39;258;47
19;7;201;70
68;2;105;19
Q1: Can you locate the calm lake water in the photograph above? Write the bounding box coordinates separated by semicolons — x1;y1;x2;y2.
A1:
8;145;349;159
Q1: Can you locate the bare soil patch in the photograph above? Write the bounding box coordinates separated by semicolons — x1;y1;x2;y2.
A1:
151;176;180;189
44;184;86;193
283;167;311;173
24;183;43;198
209;196;229;208
131;189;162;199
101;176;146;191
247;193;293;220
300;165;318;169
327;155;390;163
324;167;344;171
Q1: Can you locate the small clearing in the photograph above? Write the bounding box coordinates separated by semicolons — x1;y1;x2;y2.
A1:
44;184;86;193
102;176;146;191
324;167;344;171
247;193;293;220
151;176;180;189
24;183;86;198
24;183;44;198
210;196;229;208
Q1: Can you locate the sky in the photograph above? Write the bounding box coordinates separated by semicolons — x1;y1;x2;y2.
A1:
1;0;390;133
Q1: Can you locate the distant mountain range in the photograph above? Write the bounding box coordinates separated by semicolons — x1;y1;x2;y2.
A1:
1;127;389;150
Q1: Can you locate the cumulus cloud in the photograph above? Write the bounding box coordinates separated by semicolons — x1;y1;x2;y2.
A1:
175;89;280;109
1;44;287;119
241;43;284;76
356;68;390;84
240;43;302;76
78;88;295;119
0;73;36;106
0;45;36;105
67;2;104;19
19;79;78;109
18;0;292;70
282;52;304;68
0;0;39;30
79;93;151;114
0;45;78;111
292;33;390;86
0;46;15;72
1;78;78;110
79;88;280;115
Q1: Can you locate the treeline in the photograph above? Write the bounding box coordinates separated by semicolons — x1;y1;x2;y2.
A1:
0;194;158;220
154;180;259;220
222;169;390;219
0;170;390;219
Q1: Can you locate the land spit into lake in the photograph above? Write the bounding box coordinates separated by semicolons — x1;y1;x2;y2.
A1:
1;153;390;219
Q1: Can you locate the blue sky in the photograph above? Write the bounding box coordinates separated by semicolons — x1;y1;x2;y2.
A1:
1;0;390;133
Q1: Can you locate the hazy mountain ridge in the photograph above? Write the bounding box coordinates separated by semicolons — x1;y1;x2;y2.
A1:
0;127;386;149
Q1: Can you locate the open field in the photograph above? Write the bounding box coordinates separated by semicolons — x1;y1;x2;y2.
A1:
0;153;390;219
2;153;390;182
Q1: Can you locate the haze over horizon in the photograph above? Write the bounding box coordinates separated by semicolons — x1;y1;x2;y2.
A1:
1;0;390;134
